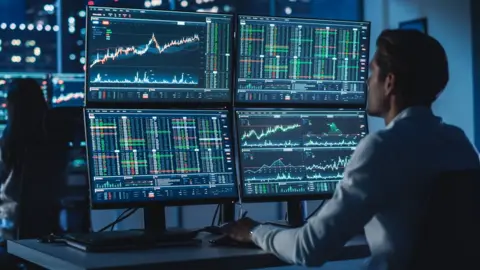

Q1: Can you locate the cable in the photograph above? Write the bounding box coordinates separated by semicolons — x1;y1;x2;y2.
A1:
305;200;326;221
98;208;138;232
97;208;130;232
211;204;220;226
108;208;138;231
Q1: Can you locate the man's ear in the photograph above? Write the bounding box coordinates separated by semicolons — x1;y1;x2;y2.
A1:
384;73;396;96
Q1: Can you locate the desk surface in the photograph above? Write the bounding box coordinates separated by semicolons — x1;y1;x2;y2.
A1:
7;234;370;270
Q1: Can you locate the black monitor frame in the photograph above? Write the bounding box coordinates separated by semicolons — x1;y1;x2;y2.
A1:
234;107;369;203
233;14;371;109
84;6;236;108
83;107;239;210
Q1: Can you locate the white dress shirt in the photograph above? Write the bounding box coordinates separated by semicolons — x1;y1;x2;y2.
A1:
251;106;480;269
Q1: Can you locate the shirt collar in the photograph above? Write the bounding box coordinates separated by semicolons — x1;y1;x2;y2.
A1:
386;106;436;128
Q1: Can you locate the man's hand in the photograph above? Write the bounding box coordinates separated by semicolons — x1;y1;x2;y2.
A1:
222;217;260;243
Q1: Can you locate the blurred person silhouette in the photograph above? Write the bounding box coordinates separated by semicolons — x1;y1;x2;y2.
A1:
0;78;63;242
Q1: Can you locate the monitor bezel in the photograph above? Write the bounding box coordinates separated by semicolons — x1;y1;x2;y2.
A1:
84;6;236;108
84;107;239;210
233;14;371;108
50;73;85;108
234;107;369;203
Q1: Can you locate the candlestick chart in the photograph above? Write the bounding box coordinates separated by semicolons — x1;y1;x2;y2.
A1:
88;21;202;86
51;74;85;107
86;11;233;103
85;109;236;203
237;109;368;196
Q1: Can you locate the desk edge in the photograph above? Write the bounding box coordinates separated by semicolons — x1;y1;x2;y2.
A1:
7;240;85;270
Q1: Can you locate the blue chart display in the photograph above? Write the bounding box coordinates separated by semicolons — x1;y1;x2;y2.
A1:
236;109;367;197
0;79;7;121
85;109;236;204
236;15;370;105
0;124;5;137
86;7;233;103
0;73;48;121
51;73;85;107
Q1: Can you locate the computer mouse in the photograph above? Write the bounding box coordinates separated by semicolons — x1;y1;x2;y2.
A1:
209;235;259;249
209;235;231;245
37;234;56;243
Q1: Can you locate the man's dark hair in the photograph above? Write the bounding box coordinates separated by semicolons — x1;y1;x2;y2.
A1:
375;29;449;105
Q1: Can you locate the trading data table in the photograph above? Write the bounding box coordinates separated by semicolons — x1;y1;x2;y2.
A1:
51;74;85;107
236;15;370;105
85;109;236;203
86;7;233;104
236;109;367;197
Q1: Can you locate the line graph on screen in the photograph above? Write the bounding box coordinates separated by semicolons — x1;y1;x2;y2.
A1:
89;33;200;68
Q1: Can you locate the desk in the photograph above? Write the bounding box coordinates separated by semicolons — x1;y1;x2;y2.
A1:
7;234;370;270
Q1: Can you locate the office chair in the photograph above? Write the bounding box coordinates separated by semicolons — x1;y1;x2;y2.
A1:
409;169;480;270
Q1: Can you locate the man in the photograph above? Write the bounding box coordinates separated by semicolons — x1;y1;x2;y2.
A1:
223;29;480;269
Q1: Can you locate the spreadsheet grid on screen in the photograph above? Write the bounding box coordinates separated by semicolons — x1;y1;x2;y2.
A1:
84;109;237;204
235;15;370;105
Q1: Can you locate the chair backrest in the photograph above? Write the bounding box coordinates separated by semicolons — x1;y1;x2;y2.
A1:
409;169;480;270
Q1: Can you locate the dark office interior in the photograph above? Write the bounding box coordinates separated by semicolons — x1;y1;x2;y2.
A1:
0;0;479;269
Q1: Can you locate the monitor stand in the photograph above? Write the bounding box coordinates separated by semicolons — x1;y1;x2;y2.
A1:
219;202;236;224
268;199;306;228
142;205;196;238
286;199;306;227
143;205;167;233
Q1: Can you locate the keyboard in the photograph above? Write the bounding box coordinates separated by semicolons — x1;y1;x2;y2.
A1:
63;230;199;251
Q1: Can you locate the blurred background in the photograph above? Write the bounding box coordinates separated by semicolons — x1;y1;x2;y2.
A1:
0;0;362;74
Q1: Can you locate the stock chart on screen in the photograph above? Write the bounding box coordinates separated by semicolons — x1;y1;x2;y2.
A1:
51;73;85;107
236;15;370;105
0;73;48;121
236;109;367;198
86;7;233;104
85;109;236;204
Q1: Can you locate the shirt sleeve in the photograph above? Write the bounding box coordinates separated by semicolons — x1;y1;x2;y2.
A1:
251;133;392;266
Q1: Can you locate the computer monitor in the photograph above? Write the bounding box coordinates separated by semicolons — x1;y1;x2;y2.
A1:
51;73;85;107
235;15;370;105
84;108;237;208
86;7;234;104
0;73;49;121
236;108;368;201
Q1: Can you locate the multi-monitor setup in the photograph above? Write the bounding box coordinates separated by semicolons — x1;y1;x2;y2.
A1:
81;6;371;234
